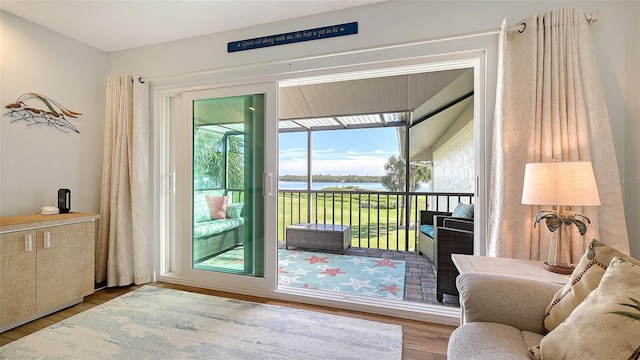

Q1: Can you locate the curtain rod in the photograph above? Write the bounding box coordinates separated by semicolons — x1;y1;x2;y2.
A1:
103;76;146;86
507;10;600;33
137;28;501;84
136;10;600;84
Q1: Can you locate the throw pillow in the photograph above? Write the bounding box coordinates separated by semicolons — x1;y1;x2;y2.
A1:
451;203;474;219
529;257;640;360
206;195;228;220
226;202;244;218
544;239;640;331
193;193;212;222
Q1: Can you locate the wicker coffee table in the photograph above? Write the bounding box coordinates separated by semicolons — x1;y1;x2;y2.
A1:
285;223;351;254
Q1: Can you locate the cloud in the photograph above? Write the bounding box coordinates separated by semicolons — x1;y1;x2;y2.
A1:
279;149;397;176
278;147;307;159
279;158;308;174
313;157;389;176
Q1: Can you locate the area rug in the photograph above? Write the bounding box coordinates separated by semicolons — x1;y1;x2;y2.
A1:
198;248;406;300
278;250;406;300
0;286;402;359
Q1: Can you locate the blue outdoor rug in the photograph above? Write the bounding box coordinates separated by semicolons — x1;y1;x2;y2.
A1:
200;248;406;300
278;250;406;300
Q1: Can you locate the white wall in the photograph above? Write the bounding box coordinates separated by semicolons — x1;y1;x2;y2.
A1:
107;1;639;259
0;11;107;216
623;2;640;263
432;105;474;193
1;1;637;258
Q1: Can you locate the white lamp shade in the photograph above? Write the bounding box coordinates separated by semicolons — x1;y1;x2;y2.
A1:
522;161;601;206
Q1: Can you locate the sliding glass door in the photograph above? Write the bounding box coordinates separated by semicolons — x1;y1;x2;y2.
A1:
163;83;277;291
152;41;495;323
191;94;265;276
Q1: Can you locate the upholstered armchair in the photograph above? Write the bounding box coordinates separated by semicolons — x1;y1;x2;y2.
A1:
435;215;474;302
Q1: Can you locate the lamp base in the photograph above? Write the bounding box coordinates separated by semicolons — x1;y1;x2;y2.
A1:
544;262;574;275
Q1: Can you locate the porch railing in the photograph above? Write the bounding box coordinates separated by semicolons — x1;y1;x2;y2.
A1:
278;190;474;252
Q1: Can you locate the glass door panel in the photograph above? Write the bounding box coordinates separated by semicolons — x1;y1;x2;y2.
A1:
191;94;265;277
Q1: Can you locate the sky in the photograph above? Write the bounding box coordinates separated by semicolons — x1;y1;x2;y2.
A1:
278;127;400;177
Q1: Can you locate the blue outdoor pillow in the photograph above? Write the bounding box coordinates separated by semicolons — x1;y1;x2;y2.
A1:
226;202;244;218
452;203;474;219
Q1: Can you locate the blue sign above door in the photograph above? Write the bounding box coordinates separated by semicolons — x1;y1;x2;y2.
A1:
228;22;358;53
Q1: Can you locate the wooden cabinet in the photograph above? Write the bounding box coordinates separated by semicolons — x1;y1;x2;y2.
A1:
0;229;37;327
0;213;99;332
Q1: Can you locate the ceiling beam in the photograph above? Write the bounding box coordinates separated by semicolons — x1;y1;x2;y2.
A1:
333;116;348;128
411;91;474;128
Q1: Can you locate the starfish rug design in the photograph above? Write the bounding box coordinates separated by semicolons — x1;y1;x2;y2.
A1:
278;250;406;300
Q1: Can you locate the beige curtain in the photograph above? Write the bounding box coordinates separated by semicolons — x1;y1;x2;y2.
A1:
96;75;150;287
488;8;629;262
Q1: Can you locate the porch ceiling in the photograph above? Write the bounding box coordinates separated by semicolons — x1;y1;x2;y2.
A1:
278;68;471;132
195;68;475;154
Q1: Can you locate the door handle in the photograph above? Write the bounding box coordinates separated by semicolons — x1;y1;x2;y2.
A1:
25;234;33;252
263;172;273;197
44;231;51;248
168;172;176;193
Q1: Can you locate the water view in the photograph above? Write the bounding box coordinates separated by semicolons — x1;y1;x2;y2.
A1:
278;181;386;191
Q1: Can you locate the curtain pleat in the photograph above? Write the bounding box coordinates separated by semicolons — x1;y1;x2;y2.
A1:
96;75;150;287
488;8;629;261
131;78;150;285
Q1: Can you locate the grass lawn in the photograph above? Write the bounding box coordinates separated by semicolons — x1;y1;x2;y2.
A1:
278;190;428;251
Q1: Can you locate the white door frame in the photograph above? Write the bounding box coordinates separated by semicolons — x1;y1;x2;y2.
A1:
150;32;498;326
156;82;279;295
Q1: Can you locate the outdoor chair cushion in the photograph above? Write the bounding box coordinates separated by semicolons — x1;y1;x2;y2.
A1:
193;190;244;239
193;218;244;238
419;224;435;238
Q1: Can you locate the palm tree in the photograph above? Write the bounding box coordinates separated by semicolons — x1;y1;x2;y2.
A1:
381;155;431;226
194;129;244;190
381;155;406;193
410;162;431;192
225;134;244;189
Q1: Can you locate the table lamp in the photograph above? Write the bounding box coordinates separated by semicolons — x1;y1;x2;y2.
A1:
521;161;601;274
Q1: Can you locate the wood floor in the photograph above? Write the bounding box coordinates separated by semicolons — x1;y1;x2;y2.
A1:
0;282;455;359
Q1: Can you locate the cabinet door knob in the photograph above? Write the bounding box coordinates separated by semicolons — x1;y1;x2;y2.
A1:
25;234;33;252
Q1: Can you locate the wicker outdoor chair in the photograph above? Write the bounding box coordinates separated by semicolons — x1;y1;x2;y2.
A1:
417;210;452;261
435;216;474;302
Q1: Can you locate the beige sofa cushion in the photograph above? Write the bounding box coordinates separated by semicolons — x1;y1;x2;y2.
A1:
448;272;561;360
531;257;640;359
544;239;640;331
458;273;562;335
447;322;543;360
